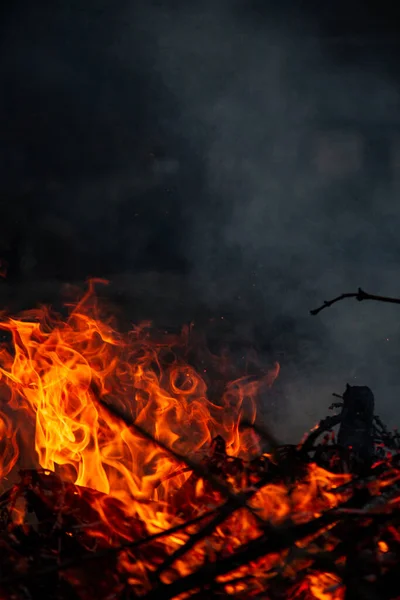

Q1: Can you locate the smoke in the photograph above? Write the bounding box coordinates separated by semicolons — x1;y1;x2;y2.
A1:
127;1;400;438
2;1;400;439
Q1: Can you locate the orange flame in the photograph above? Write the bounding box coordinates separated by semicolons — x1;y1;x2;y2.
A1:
0;281;352;597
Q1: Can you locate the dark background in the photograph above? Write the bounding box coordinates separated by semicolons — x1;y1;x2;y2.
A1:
1;0;400;439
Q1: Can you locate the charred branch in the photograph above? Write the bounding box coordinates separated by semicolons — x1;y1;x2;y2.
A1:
310;288;400;315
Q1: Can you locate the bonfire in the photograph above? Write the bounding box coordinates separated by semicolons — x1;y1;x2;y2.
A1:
0;280;398;600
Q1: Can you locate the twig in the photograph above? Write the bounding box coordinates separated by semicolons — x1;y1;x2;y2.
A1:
142;513;344;600
310;288;400;316
0;509;216;586
239;419;280;449
153;474;270;580
299;414;342;454
97;397;265;526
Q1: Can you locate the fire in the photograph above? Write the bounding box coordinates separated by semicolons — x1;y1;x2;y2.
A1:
0;281;366;598
308;573;344;600
378;540;388;553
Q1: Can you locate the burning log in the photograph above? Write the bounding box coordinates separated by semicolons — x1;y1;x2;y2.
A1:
0;282;398;598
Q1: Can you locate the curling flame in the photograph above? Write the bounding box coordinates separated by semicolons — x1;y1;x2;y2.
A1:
0;281;351;598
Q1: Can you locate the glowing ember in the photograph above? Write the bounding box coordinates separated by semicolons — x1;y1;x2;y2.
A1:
0;280;397;599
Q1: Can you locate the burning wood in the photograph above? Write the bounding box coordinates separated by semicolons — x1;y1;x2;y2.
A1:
0;282;398;599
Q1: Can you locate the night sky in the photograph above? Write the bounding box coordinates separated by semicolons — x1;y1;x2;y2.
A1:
1;1;400;438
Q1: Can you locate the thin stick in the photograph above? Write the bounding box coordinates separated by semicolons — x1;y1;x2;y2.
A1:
97;397;265;525
143;513;344;600
0;509;216;585
310;288;400;316
239;419;280;449
154;475;270;579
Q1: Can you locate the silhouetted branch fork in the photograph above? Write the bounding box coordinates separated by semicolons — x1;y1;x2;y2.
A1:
310;288;400;316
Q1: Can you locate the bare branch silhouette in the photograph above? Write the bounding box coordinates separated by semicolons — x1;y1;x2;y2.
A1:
310;288;400;316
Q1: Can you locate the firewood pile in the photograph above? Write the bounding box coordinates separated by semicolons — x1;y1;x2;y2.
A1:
0;283;399;599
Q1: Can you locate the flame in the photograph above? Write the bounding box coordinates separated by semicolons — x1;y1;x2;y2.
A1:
308;573;344;600
0;281;359;598
0;283;275;522
378;540;388;553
